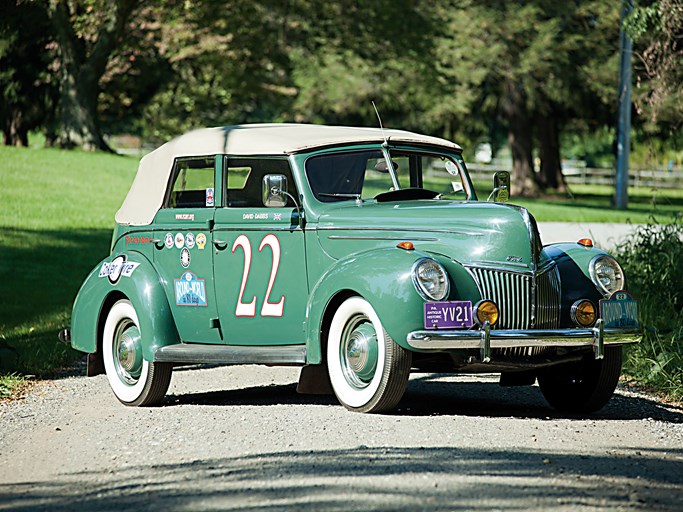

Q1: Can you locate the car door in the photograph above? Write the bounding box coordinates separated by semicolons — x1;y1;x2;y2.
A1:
212;157;308;346
153;155;222;343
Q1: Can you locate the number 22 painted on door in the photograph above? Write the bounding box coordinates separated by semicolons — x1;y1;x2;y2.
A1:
231;234;285;318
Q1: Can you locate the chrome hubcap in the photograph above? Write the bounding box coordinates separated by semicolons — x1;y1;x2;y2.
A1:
113;320;143;385
340;315;378;389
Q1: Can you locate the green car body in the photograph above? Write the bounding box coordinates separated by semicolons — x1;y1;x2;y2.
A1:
66;124;639;413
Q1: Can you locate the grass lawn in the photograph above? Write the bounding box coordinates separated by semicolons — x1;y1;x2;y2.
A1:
0;145;681;375
0;146;137;373
510;184;683;224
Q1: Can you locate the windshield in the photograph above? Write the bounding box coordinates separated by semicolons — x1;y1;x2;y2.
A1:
305;148;473;202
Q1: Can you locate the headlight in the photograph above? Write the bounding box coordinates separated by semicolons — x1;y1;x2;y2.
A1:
412;258;450;301
589;255;625;297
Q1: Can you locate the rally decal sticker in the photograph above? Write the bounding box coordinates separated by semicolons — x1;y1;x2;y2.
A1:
185;232;196;249
164;232;174;249
231;233;285;318
196;233;207;250
242;213;270;220
174;232;185;249
125;235;152;245
180;247;191;268
98;255;140;284
174;272;207;306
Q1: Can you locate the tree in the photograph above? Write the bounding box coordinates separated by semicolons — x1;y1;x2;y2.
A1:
47;0;139;151
284;1;439;133
428;1;622;197
627;0;683;131
139;0;297;141
0;1;56;146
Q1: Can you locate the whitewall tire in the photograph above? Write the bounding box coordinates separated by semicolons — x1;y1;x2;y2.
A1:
102;300;172;406
327;297;411;413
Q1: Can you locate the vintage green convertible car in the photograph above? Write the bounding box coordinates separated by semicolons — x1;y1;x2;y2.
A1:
62;124;640;413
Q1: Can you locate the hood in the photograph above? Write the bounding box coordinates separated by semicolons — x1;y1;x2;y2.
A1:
316;200;545;270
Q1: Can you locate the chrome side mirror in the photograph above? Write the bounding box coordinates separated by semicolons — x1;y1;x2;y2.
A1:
491;171;510;202
262;174;288;207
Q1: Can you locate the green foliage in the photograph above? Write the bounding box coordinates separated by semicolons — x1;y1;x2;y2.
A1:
625;0;683;130
0;373;26;399
141;0;296;141
616;218;683;401
0;1;57;145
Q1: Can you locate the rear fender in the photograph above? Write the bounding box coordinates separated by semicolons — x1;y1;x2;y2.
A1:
71;252;180;362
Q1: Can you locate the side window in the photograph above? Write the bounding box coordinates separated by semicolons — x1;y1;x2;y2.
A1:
166;156;215;208
225;158;296;207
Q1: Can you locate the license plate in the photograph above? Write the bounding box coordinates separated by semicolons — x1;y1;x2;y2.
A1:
424;301;473;329
600;291;638;329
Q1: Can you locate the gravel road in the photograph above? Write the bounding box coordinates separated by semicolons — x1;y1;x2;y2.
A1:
1;364;682;511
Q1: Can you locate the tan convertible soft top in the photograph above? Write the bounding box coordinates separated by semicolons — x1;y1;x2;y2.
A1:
115;123;461;226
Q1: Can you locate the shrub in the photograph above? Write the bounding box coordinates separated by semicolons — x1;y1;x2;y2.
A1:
617;217;683;402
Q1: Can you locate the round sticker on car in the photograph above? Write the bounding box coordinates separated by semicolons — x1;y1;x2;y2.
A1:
445;161;459;176
180;247;191;268
175;233;185;249
108;255;126;284
186;232;195;249
164;232;174;249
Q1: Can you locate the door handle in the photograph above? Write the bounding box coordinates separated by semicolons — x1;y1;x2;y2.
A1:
213;240;228;250
152;239;165;249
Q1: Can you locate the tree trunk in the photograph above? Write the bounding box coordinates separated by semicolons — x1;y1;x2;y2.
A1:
48;0;137;151
58;62;109;151
3;108;29;147
537;112;568;192
503;79;540;197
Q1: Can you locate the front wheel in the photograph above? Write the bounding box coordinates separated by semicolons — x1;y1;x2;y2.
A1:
538;346;622;413
327;297;411;413
102;299;172;406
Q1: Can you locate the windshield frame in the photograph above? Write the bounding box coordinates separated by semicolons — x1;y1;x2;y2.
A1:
303;144;477;204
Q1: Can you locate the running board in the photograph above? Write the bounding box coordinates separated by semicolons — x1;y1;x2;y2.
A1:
154;344;307;366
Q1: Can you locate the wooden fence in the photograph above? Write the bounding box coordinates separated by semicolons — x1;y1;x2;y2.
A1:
466;163;683;189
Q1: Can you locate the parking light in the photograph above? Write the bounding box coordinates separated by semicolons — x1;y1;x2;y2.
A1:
397;241;414;251
474;300;499;327
571;300;596;327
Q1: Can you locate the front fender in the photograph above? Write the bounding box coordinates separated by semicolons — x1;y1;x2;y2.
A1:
305;247;436;364
544;243;613;325
71;251;180;362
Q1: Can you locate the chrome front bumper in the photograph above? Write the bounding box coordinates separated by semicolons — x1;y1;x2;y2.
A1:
406;319;640;362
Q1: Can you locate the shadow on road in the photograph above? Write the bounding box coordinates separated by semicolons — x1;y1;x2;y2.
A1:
1;445;682;511
165;372;683;424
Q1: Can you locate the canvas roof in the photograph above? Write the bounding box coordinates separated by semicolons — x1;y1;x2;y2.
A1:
115;123;461;226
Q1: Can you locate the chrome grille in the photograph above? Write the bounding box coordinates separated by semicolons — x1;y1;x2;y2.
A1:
535;266;561;328
467;266;561;329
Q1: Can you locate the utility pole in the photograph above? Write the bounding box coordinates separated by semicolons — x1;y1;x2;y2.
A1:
615;0;634;210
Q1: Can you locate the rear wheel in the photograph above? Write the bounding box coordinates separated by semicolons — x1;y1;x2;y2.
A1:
327;297;411;413
102;300;172;406
538;346;622;413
